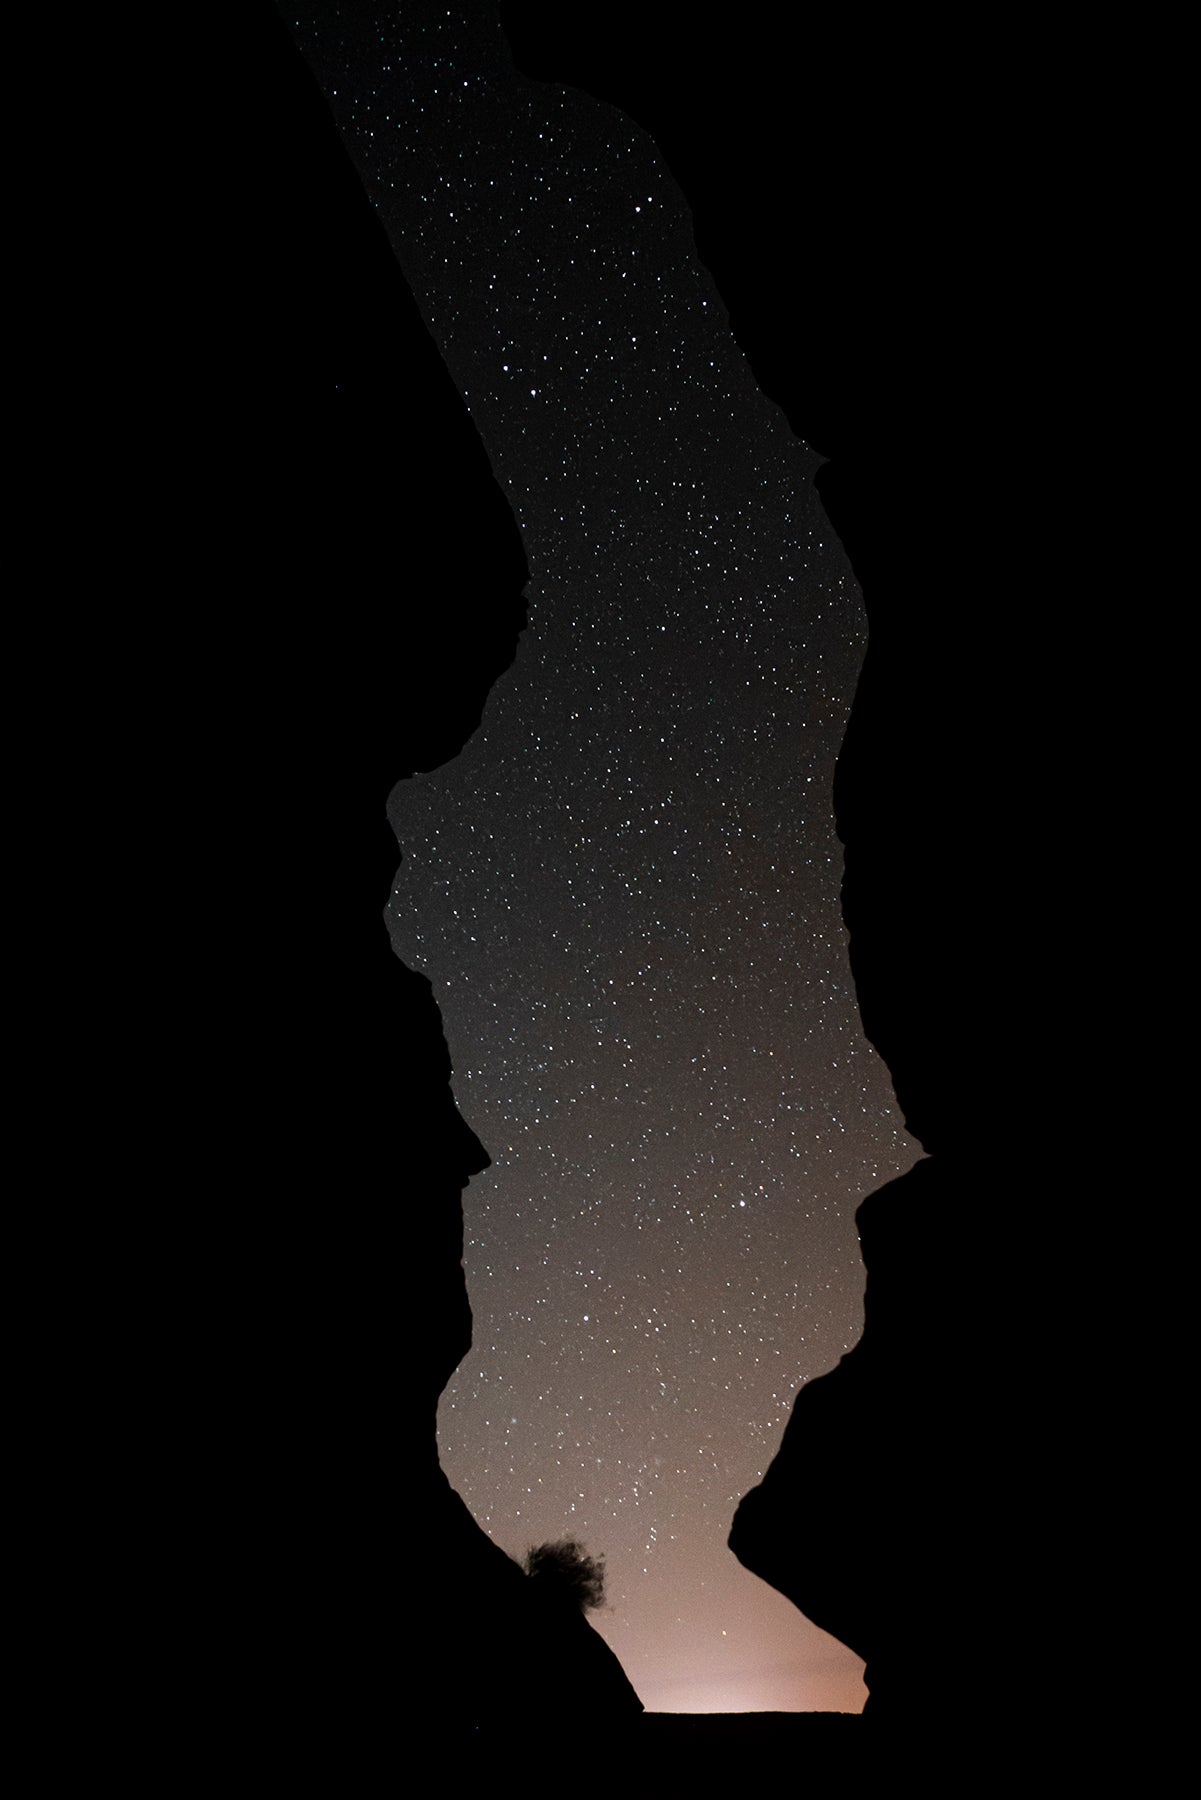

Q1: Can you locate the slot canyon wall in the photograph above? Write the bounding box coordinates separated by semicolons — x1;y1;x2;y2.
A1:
154;3;1126;1782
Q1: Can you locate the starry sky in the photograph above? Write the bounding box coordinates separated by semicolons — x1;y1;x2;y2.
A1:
289;1;920;1713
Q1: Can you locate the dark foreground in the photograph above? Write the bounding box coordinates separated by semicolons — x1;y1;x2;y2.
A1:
461;1710;945;1793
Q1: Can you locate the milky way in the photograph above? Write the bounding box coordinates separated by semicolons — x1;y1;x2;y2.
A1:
290;2;919;1712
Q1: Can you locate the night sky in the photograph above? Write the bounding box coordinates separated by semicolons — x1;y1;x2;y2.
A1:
290;2;920;1713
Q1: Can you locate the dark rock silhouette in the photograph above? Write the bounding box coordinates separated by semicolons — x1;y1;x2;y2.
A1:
105;3;1128;1784
514;1539;643;1724
260;5;649;1749
103;4;643;1777
423;1474;642;1753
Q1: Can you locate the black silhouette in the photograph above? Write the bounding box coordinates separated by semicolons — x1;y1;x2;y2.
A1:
524;1539;608;1612
114;3;1135;1785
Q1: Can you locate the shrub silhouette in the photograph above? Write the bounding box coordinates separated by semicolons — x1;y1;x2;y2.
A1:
522;1539;606;1612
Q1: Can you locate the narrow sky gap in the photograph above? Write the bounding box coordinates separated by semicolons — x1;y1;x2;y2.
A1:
290;2;920;1712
